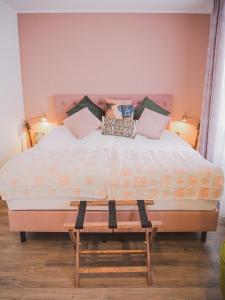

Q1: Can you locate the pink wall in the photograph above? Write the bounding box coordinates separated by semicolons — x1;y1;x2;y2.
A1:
18;13;209;121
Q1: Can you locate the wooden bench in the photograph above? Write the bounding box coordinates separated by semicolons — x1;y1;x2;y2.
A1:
64;200;162;287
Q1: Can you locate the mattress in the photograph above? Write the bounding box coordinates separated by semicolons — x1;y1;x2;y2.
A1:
6;197;219;211
0;126;223;210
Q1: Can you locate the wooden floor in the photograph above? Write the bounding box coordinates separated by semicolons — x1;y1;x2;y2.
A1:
0;201;224;300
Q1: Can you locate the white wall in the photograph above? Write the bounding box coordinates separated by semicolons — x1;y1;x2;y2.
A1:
0;1;24;166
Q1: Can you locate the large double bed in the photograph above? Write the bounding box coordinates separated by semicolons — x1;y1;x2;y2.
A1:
0;95;223;241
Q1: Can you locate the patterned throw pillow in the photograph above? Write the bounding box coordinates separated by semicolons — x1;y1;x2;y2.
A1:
102;117;137;138
105;104;134;120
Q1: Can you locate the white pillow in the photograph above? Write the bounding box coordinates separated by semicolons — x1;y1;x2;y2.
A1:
63;107;101;139
137;108;171;139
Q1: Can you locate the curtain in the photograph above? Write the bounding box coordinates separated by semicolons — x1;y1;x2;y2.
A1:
199;0;225;215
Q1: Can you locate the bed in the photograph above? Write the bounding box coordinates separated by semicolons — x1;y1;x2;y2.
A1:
0;94;223;241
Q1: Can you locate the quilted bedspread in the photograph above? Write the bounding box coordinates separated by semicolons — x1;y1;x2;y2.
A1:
108;149;223;201
0;127;223;202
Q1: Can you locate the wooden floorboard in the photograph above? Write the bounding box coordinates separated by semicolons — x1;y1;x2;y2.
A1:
0;201;224;299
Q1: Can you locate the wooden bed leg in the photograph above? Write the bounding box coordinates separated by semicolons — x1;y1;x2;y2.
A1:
201;231;207;242
101;234;108;243
20;231;26;243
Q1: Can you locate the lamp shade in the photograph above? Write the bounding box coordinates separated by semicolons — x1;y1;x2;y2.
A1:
170;121;198;146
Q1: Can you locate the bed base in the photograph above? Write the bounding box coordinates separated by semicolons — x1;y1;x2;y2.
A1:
9;209;218;243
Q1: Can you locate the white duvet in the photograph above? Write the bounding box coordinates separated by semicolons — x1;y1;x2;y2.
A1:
0;126;223;203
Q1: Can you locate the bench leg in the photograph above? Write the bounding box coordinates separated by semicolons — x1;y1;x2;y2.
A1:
68;229;76;252
145;229;152;286
201;231;207;242
20;232;26;243
75;230;80;287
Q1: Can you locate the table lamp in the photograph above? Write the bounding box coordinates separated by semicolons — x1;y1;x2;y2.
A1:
181;113;200;149
24;114;48;147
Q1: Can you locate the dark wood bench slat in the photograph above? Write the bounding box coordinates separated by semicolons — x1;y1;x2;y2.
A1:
75;201;87;229
137;200;152;228
108;200;117;229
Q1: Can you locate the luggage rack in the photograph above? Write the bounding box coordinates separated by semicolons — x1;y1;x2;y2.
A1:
64;199;162;287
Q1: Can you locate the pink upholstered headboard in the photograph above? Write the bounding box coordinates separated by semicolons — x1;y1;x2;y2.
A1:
53;94;173;124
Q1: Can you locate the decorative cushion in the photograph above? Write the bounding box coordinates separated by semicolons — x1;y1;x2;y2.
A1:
137;108;171;139
63;107;101;139
102;117;137;139
105;97;133;105
66;95;104;121
134;96;170;120
105;104;134;120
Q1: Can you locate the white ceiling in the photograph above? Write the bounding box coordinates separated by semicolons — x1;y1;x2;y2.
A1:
1;0;213;13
